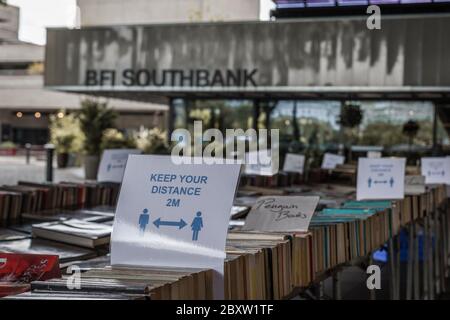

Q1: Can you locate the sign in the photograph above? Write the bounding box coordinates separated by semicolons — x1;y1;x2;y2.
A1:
357;158;406;200
242;196;320;232
283;153;305;174
111;155;241;299
405;175;426;195
421;157;450;185
367;151;382;158
85;69;258;87
244;150;279;176
321;153;345;170
97;149;142;183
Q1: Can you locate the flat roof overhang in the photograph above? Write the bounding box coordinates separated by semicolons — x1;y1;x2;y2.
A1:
45;14;450;104
45;85;450;102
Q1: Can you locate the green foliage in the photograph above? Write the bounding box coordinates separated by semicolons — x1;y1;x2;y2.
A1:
402;120;420;139
78;99;117;155
49;111;84;154
339;103;363;129
134;127;170;155
359;120;433;148
100;129;136;151
0;141;16;148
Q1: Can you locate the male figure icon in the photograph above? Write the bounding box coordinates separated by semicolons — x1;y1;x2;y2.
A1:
139;208;150;234
191;211;203;241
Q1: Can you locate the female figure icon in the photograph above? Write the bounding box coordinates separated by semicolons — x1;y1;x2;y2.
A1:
191;212;203;241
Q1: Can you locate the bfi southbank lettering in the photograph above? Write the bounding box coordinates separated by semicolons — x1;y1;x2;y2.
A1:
85;69;258;87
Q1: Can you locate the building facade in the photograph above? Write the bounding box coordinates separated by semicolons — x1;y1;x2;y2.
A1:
0;4;166;146
76;0;261;26
45;2;450;153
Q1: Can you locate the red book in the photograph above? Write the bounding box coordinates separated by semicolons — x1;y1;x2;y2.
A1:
0;253;61;297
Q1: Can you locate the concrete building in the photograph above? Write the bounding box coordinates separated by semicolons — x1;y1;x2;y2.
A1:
0;3;167;146
0;3;18;42
77;0;260;27
45;5;450;151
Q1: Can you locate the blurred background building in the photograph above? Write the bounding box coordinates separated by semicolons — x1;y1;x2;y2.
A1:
2;0;450;162
77;0;261;26
41;0;450;163
0;2;166;146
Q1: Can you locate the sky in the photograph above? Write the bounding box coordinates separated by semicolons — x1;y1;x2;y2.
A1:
7;0;275;45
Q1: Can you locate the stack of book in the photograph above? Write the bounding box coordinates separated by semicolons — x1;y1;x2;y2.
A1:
240;172;302;189
0;181;448;300
0;182;120;227
0;190;22;226
8;266;213;300
225;231;293;300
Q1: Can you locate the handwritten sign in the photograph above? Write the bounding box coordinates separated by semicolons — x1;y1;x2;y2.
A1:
357;158;406;200
111;155;241;299
405;175;426;195
283;153;305;174
242;196;320;232
421;157;450;184
321;153;345;170
98;149;142;183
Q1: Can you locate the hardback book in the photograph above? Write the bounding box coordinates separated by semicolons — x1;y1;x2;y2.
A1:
0;238;96;263
32;219;112;249
230;206;250;219
0;228;30;241
23;209;114;223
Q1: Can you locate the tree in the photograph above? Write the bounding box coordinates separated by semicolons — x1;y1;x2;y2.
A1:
339;102;364;147
78;99;117;156
339;102;363;129
402;120;420;149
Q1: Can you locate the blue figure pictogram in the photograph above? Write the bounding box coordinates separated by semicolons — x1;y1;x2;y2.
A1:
107;163;112;172
138;208;150;234
191;211;203;241
389;177;394;187
368;177;372;188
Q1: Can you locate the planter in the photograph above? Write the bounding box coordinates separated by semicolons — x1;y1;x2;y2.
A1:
0;148;17;156
84;155;100;180
57;152;69;168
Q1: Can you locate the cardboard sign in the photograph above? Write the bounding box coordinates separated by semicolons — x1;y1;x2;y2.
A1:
421;157;450;185
405;175;426;195
98;149;142;183
357;158;406;200
244;150;278;176
283;153;305;174
111;155;241;299
321;153;345;170
242;196;320;232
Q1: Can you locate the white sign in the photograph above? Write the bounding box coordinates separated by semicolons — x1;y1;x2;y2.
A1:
97;149;142;183
242;196;320;232
421;157;450;185
111;155;241;299
321;153;345;170
357;158;406;200
283;153;305;174
367;151;382;158
244;150;278;176
405;175;426;195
